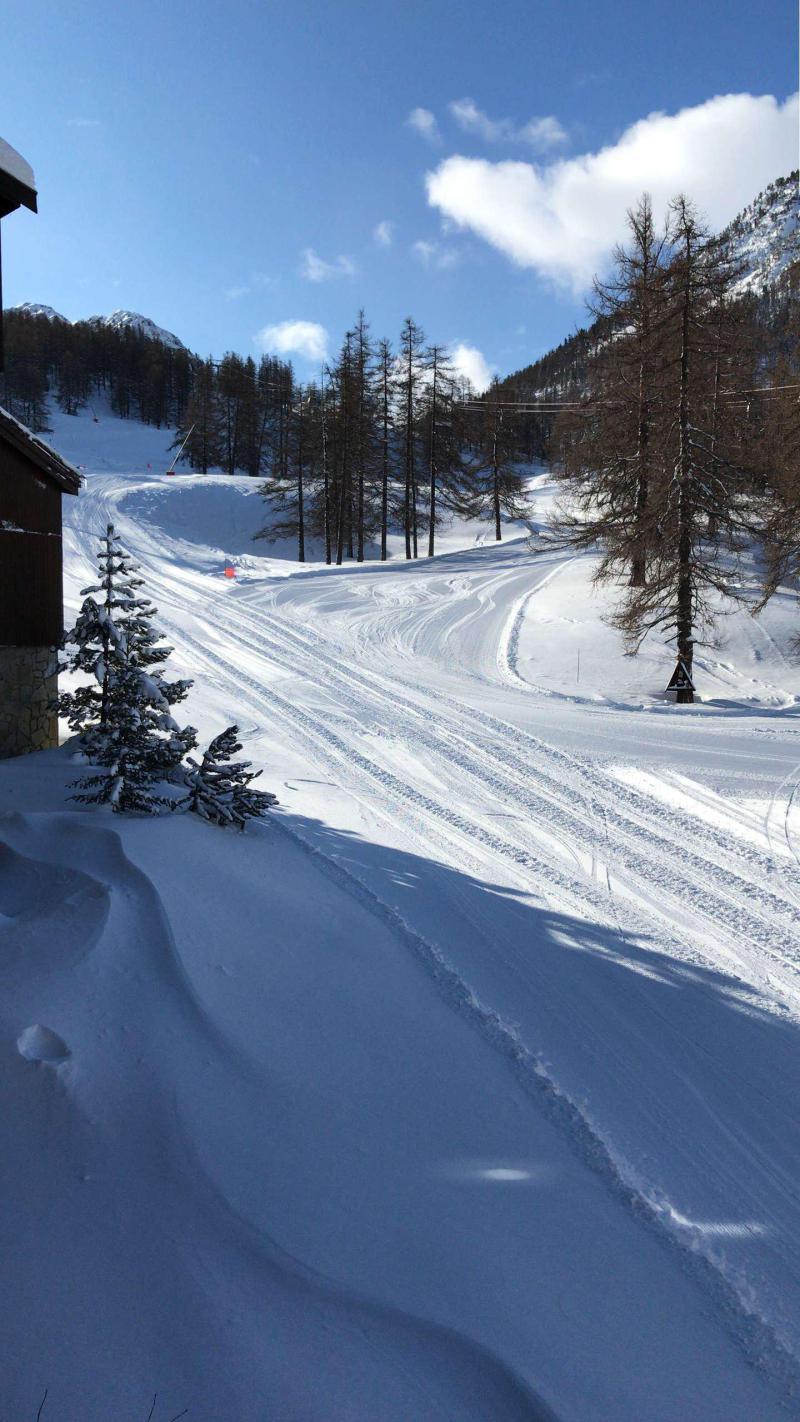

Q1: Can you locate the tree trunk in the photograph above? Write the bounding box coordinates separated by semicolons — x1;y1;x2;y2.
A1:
404;363;413;560
707;325;722;539
676;244;694;704
630;366;649;587
492;408;502;541
297;424;305;564
381;368;389;562
411;467;418;558
428;355;438;558
336;417;348;567
322;383;331;565
356;380;365;563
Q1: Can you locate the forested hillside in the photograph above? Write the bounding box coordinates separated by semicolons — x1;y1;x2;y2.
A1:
0;305;530;566
493;171;800;458
0;303;291;441
2;172;796;585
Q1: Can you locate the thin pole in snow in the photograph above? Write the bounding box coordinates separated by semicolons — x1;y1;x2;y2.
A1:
167;423;196;474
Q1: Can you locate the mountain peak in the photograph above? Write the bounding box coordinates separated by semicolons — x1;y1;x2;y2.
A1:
725;170;799;295
11;302;68;323
86;310;185;350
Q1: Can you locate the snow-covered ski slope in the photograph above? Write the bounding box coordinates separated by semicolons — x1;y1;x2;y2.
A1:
4;400;800;1421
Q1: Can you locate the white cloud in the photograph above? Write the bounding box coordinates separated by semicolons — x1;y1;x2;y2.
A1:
66;117;101;128
300;247;356;282
374;219;394;247
449;98;506;142
449;98;566;151
427;91;799;292
450;342;493;393
255;320;329;363
516;115;568;150
411;238;460;270
225;285;250;301
406;107;441;144
412;239;435;265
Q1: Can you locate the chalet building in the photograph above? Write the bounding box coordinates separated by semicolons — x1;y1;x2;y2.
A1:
0;408;80;755
0;136;81;757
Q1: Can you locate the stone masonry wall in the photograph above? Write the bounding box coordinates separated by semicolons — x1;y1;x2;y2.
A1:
0;646;59;758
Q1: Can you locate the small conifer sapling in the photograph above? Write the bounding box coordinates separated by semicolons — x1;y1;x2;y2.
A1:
182;725;277;828
60;523;196;813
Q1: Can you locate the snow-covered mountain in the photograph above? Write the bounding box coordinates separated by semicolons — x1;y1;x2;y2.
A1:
11;301;68;322
85;309;185;349
724;171;799;295
10;302;185;350
497;171;799;403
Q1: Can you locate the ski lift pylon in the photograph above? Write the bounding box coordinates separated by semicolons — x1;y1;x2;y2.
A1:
165;422;195;477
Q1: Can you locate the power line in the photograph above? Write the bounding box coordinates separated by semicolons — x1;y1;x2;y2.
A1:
458;382;800;416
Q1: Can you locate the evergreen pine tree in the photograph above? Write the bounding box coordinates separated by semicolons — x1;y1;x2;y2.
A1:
174;358;222;473
59;524;140;741
182;725;277;828
56;348;88;417
60;525;196;812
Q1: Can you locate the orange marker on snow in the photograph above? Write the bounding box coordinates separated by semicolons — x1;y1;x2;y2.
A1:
224;566;236;578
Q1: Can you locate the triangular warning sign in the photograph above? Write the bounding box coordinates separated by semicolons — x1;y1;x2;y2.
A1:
666;659;695;692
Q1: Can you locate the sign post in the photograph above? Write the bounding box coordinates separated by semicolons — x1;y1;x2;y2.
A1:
666;658;695;705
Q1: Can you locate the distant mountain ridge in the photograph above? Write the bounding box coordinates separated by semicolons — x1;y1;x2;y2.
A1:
11;303;184;350
495;171;799;409
725;172;800;296
87;310;185;350
12;303;67;323
7;171;799;436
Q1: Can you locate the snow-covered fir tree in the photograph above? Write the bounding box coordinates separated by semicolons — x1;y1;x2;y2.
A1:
60;524;196;813
182;725;277;828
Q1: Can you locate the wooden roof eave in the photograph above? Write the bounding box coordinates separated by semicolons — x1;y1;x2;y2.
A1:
0;168;37;218
0;407;81;494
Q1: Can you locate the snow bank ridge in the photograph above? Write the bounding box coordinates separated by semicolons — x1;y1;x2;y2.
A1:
17;1024;70;1064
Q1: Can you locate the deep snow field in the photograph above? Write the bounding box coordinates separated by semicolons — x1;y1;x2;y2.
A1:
3;400;800;1421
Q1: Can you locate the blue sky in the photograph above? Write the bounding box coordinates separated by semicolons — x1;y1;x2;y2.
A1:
2;0;797;387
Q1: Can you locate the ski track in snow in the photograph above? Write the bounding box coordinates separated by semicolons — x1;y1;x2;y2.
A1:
44;442;800;1417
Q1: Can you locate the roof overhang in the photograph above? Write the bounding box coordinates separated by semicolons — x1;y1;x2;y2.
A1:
0;406;81;494
0;138;37;219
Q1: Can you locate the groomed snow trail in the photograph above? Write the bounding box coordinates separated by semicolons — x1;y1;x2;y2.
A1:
42;419;800;1419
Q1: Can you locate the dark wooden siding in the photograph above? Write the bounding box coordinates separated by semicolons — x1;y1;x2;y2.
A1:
0;441;64;646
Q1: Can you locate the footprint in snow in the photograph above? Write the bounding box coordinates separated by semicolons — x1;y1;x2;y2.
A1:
17;1024;71;1065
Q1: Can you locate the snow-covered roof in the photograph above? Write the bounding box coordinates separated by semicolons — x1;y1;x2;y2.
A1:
0;138;35;192
0;405;80;494
0;137;37;214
